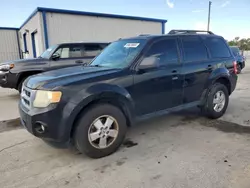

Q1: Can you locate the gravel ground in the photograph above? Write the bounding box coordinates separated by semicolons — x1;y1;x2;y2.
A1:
0;61;250;188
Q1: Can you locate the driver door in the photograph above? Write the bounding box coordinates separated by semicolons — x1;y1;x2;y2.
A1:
49;44;85;70
132;37;184;116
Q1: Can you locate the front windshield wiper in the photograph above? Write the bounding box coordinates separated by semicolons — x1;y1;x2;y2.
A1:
85;64;103;67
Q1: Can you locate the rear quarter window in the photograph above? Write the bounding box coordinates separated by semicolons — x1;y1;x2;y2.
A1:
203;37;231;58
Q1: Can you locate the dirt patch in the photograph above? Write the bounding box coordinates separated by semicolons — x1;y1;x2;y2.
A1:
180;115;250;135
116;157;127;166
201;119;250;135
123;139;138;148
94;164;111;173
0;118;22;133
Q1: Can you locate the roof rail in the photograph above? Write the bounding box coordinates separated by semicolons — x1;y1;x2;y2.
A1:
168;30;214;35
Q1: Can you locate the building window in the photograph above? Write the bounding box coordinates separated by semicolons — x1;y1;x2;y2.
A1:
23;33;28;52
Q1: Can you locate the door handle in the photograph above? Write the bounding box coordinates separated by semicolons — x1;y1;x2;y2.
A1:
207;65;212;70
75;60;83;64
171;70;178;80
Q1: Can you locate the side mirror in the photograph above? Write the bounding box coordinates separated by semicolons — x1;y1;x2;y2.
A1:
138;57;159;70
51;53;60;60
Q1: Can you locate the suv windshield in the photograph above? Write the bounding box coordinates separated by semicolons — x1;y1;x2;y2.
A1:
90;39;146;69
40;45;58;59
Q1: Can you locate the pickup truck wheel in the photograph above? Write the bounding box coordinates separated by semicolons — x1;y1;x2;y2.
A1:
74;104;127;158
17;77;27;93
203;83;229;119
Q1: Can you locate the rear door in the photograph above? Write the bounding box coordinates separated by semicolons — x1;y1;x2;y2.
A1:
49;44;85;69
180;35;211;103
202;36;234;72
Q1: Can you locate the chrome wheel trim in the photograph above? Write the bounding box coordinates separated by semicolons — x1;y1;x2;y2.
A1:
213;90;226;112
88;115;119;149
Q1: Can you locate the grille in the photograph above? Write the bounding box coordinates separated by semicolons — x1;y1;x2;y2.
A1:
21;86;35;110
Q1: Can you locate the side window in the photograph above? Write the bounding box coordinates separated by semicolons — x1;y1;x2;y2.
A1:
53;45;83;59
83;44;103;57
204;37;231;58
181;36;208;62
144;38;179;66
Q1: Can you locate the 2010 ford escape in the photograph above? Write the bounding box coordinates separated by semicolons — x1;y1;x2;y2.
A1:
19;30;238;158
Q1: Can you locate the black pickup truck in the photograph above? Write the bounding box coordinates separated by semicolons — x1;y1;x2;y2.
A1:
0;42;109;92
19;30;238;158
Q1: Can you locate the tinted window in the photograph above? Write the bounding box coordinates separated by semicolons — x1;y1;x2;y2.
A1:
182;36;208;62
230;47;240;57
144;38;179;66
83;44;104;57
53;45;83;59
90;39;146;69
204;37;231;58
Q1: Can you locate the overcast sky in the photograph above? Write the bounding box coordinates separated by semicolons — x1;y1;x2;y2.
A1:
0;0;249;40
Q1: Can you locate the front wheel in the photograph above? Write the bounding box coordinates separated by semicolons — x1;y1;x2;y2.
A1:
202;83;229;119
17;77;28;93
73;104;127;158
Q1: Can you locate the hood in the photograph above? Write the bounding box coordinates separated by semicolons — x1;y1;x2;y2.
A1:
25;66;120;89
0;58;45;65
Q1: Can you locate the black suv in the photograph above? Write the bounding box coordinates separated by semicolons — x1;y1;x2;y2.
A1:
19;30;238;158
230;46;245;73
0;42;109;92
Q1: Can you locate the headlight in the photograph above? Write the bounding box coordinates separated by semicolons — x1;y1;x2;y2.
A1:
33;90;62;108
0;64;14;71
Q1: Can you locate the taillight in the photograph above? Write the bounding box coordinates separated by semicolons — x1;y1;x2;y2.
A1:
233;61;237;74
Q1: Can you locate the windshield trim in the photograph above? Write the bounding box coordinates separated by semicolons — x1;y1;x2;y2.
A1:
39;45;59;59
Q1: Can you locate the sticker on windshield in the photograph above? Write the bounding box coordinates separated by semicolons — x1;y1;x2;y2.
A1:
47;48;53;52
124;43;140;48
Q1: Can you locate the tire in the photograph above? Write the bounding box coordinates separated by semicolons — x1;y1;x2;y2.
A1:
17;77;28;93
237;64;242;74
73;103;127;158
202;83;229;119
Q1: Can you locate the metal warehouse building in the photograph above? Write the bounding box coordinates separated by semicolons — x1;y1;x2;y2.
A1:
0;7;167;61
0;27;20;62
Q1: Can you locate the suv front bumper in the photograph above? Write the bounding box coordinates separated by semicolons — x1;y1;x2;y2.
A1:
0;71;18;89
19;101;74;143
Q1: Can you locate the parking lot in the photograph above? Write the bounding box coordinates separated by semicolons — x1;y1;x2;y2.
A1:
1;61;250;188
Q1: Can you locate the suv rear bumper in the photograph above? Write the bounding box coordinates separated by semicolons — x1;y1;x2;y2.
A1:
229;73;237;94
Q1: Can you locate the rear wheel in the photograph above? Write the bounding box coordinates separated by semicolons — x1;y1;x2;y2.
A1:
202;83;229;119
73;104;127;158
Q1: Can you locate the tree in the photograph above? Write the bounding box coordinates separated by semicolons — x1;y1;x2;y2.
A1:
228;37;250;51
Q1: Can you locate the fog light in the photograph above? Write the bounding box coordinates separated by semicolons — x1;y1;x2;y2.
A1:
34;122;47;134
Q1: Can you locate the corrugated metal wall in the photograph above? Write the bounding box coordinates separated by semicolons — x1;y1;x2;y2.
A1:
0;29;20;63
19;12;45;58
46;12;162;45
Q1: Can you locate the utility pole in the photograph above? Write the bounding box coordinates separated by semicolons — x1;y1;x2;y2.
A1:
207;1;212;31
